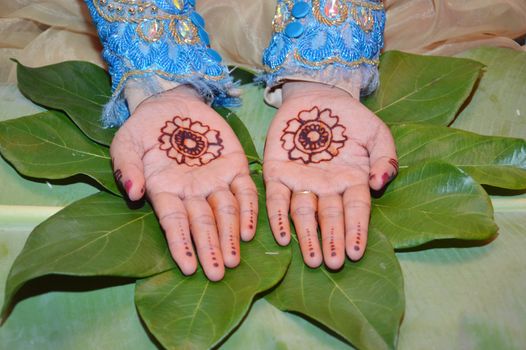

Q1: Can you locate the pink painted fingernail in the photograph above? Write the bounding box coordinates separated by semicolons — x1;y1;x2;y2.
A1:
382;172;390;185
124;180;133;193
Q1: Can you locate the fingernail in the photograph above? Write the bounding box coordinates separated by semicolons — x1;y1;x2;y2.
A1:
124;180;132;193
382;172;390;185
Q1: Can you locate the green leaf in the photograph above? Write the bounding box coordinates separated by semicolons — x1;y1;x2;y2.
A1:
16;60;116;145
228;66;256;85
266;230;404;350
363;51;484;125
215;107;261;162
135;175;291;349
233;84;276;156
393;124;526;189
371;161;497;249
0;110;118;195
453;47;526;139
1;192;176;318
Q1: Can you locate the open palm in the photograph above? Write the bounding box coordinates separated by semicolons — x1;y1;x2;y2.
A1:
110;87;257;281
264;83;397;269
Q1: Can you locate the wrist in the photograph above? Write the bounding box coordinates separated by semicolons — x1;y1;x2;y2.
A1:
136;84;206;111
282;81;356;102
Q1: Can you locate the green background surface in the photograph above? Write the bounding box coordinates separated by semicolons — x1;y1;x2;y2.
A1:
1;47;525;349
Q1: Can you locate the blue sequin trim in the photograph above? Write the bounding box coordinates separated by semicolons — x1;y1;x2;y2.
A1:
85;0;238;127
261;0;385;94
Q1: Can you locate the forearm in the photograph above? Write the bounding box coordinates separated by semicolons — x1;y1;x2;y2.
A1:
84;0;238;126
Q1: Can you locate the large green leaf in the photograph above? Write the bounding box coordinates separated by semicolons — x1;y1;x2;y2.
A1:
1;192;176;318
0;110;118;195
371;161;497;249
453;47;526;140
216;107;261;162
0;85;97;206
16;60;115;145
2;212;525;350
393;124;526;189
232;84;276;156
266;229;404;350
363;51;484;125
135;175;291;349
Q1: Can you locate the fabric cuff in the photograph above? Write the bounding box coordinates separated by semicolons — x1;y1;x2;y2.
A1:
84;0;239;127
259;0;385;107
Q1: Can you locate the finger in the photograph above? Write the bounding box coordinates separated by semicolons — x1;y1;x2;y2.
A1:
149;192;197;276
110;129;146;200
291;192;322;268
343;184;371;261
367;122;398;190
318;194;345;270
231;174;258;241
208;189;240;268
265;180;292;246
184;197;225;281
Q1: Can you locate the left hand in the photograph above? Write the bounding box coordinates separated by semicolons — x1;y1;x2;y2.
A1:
263;82;397;269
110;86;258;281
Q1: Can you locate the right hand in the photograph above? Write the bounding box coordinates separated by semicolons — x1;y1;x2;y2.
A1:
110;86;258;281
263;82;398;270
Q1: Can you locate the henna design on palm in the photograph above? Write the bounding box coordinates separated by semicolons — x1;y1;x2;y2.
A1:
158;116;224;167
388;158;399;173
281;106;347;164
113;169;123;182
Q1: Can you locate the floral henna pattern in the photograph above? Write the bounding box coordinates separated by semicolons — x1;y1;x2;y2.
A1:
159;116;223;167
281;107;347;164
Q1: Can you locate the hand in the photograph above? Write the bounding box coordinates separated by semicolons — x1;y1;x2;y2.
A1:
110;86;258;281
263;82;397;269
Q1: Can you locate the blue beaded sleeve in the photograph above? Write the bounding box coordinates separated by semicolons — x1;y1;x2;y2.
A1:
261;0;386;96
84;0;238;127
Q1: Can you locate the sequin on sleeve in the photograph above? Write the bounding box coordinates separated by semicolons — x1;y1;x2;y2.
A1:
260;0;386;96
85;0;238;127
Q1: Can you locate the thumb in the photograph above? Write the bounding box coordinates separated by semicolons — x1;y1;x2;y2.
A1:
110;128;146;201
367;121;398;191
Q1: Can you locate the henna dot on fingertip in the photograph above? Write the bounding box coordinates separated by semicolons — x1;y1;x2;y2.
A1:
186;252;193;257
354;245;360;251
280;231;286;237
213;263;219;268
306;254;323;268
